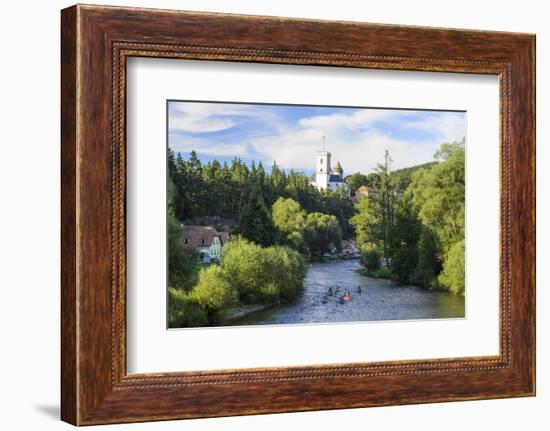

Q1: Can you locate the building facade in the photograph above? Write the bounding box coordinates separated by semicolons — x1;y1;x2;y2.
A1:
311;142;349;194
181;225;230;263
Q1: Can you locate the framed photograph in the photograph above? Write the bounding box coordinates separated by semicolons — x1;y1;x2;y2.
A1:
61;4;535;425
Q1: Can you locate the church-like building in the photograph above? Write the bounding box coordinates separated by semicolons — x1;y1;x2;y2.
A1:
310;138;349;195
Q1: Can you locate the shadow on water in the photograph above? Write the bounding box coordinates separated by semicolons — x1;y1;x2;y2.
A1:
221;260;465;327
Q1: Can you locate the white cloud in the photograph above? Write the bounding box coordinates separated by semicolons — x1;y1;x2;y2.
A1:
247;110;463;173
169;133;248;157
169;102;279;133
298;109;395;132
248;127;437;173
406;112;465;146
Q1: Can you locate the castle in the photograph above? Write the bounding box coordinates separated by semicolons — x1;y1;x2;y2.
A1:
310;136;349;195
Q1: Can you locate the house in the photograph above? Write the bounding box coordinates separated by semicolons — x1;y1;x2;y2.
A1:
340;239;360;258
357;185;369;197
326;239;360;258
181;225;230;263
351;185;370;203
310;135;350;195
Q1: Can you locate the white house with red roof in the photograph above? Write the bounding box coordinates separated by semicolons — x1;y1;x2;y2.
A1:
181;225;230;262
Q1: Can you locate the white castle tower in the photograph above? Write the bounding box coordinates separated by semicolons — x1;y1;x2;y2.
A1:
315;135;331;190
311;135;349;194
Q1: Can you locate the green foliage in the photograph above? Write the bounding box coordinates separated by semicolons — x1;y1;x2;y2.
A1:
168;238;307;327
360;245;381;271
220;238;268;303
351;150;397;267
265;246;308;301
408;141;465;251
390;197;421;283
413;227;440;288
434;139;465;161
167;178;199;291
439;239;465;295
221;237;307;304
368;267;395;279
272;197;308;251
167;288;208;328
345;172;369;193
352;141;465;292
305;212;342;256
391;162;437;190
408;140;465;291
235;183;276;246
351;195;383;249
321;188;355;239
191;265;237;314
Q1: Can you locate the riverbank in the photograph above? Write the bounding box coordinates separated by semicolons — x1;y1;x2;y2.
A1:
355;265;398;281
308;255;360;263
354;265;463;295
221;303;271;321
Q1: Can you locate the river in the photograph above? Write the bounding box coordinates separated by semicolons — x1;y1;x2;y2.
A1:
221;259;465;326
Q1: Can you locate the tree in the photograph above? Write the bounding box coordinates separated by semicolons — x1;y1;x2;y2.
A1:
345;172;369;193
321;188;355;239
167;212;199;290
350;194;383;251
413;227;440;288
191;266;237;314
434;138;465;161
375;150;397;266
272;197;308;251
167;177;198;291
235;182;276;246
439;239;465;295
285;169;322;213
404;140;465;292
305;212;342;256
390;197;421;283
266;246;307;301
221;237;306;304
168;288;207;328
409;141;465;251
352;151;398;266
269;161;287;201
360;244;381;271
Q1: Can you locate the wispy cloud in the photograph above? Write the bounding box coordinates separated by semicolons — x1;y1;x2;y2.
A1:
168;101;465;173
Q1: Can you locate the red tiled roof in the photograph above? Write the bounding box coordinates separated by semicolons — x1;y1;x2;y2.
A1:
181;225;229;248
341;239;357;249
357;185;369;194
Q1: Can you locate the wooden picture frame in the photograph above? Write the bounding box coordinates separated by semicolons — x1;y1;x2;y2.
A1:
61;4;535;425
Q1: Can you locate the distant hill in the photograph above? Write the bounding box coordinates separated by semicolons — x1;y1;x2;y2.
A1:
393;161;437;176
392;161;437;190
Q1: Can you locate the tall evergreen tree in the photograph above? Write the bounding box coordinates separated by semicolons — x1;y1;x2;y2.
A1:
235;182;276;246
375;150;396;266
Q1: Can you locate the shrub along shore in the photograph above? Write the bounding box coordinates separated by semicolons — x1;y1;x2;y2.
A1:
168;238;307;328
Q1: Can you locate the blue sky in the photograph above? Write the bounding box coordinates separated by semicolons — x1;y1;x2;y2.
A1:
168;101;465;175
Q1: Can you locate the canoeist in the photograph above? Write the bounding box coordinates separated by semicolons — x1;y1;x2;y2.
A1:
341;290;352;302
